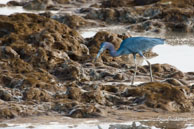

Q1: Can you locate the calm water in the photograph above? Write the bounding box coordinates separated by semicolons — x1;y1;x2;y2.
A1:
149;44;194;72
2;120;194;129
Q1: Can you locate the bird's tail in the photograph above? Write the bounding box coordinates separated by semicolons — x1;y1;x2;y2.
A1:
155;38;166;44
162;39;167;44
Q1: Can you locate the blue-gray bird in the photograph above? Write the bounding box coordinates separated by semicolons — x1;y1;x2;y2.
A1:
95;37;165;85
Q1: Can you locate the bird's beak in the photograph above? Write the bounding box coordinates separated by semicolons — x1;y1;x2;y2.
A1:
94;48;104;62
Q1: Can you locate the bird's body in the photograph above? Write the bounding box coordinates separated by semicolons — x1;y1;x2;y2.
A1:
95;37;165;85
118;37;165;56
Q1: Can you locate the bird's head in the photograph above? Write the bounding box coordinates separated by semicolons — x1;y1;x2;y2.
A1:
94;42;108;62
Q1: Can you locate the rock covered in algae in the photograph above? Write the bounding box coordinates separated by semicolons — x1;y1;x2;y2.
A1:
122;82;192;112
1;12;194;120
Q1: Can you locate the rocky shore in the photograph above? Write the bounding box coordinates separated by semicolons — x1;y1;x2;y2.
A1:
1;0;194;121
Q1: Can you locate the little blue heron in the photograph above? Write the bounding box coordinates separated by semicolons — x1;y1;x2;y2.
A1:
95;37;165;85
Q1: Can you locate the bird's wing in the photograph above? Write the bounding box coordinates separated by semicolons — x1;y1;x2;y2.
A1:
120;37;165;54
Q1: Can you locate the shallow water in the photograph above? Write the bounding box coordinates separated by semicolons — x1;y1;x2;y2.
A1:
148;44;194;72
0;0;58;15
0;6;39;15
2;120;194;129
0;0;14;4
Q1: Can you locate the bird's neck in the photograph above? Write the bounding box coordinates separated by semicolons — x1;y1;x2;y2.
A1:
106;42;121;57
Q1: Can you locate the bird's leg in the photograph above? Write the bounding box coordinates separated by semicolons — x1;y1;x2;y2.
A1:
143;56;153;82
131;54;137;85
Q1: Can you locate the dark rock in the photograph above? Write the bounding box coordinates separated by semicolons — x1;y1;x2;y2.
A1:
55;0;71;4
53;14;97;29
51;62;89;81
164;78;184;86
100;0;134;8
134;0;160;6
23;88;52;102
100;0;160;7
23;0;54;10
85;8;137;24
52;100;79;113
100;85;119;93
0;21;15;38
167;71;185;79
82;90;105;104
0;46;19;59
68;105;101;118
159;0;194;7
0;105;21;119
160;8;194;32
67;87;83;101
143;63;179;75
0;89;12;101
122;82;192;112
166;22;189;32
128;20;164;33
113;73;124;80
143;8;162;18
7;1;24;6
1;75;24;88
